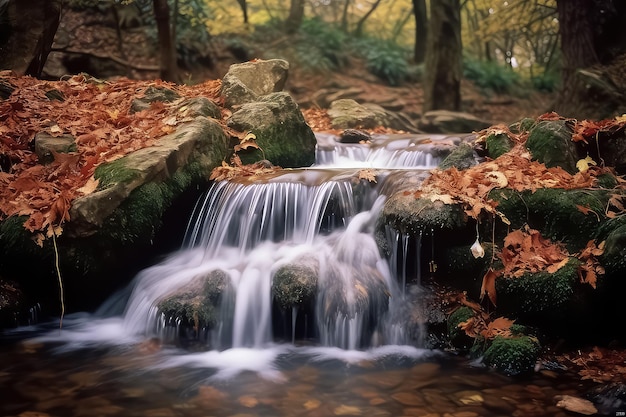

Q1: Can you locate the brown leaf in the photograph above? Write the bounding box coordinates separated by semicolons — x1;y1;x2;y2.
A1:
480;269;498;307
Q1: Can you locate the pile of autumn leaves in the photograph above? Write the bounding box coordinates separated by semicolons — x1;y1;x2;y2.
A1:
419;115;626;341
0;73;222;243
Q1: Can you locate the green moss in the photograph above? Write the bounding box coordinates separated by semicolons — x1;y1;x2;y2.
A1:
447;306;475;349
491;188;610;251
272;263;317;309
98;158;205;245
495;258;581;316
509;118;536;134
526;120;578;173
438;143;475;170
483;335;540;376
94;158;140;190
157;270;230;329
485;133;514;159
383;195;468;236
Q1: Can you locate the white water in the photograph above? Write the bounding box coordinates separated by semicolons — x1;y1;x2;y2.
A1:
30;133;444;378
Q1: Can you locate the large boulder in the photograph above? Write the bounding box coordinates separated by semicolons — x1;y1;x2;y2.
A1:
227;92;317;168
68;117;229;238
525;120;578;174
220;59;289;108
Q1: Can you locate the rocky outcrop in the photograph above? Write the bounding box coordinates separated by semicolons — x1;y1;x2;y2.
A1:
227;92;317;168
220;59;317;168
220;59;289;109
68;117;229;238
327;99;420;133
419;110;491;133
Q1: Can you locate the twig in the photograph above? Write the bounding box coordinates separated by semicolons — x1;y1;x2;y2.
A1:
52;233;65;331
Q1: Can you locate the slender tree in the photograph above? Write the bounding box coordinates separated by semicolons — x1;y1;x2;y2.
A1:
153;0;179;82
412;0;427;64
236;0;248;24
422;0;462;112
354;0;384;37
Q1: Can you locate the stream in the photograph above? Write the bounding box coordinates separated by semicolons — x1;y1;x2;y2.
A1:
0;133;596;417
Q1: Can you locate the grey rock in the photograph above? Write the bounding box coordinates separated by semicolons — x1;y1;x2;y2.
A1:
227;92;316;168
419;110;492;133
34;132;77;164
68;117;229;237
220;59;289;108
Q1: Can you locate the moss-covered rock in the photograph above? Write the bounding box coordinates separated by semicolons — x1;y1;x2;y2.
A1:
525;120;578;173
381;193;469;236
447;306;474;350
438;142;476;170
69;117;229;238
484;132;514;159
227;92;317;168
272;258;318;310
495;257;581;317
490;188;611;251
157;270;231;333
483;335;540;376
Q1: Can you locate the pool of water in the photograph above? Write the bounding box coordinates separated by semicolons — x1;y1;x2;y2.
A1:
0;321;591;417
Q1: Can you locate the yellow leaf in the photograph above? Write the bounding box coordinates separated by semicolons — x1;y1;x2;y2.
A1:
576;156;597;173
77;177;100;196
243;132;257;141
429;193;455;204
106;109;120;120
358;169;377;183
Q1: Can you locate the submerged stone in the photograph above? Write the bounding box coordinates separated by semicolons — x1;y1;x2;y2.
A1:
272;258;318;310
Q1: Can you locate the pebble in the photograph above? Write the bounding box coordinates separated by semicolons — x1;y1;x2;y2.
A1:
391;392;426;406
238;395;259;408
333;404;363;415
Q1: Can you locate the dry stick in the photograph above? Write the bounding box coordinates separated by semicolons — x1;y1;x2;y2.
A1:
52;233;65;330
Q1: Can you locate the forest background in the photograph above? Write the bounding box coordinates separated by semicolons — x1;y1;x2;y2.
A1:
3;0;626;122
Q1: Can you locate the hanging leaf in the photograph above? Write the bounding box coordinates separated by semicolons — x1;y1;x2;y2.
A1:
470;237;485;258
480;268;498;307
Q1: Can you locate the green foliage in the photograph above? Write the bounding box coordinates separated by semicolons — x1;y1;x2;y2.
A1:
531;72;560;93
354;37;410;86
463;58;521;94
447;306;474;349
483;335;540;376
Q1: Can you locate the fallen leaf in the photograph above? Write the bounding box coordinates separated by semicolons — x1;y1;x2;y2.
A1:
480;269;498;307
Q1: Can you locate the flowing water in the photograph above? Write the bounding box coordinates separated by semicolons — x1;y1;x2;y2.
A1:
0;133;594;417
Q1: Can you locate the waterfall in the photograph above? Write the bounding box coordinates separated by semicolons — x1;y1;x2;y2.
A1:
117;133;439;351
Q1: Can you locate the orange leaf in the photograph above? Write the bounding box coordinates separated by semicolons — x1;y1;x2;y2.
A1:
480;269;498;307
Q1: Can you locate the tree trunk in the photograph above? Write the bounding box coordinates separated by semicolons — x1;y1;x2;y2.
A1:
236;0;248;24
422;0;462;112
0;0;62;77
552;0;598;117
412;0;427;64
285;0;305;34
153;0;179;83
354;0;383;37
